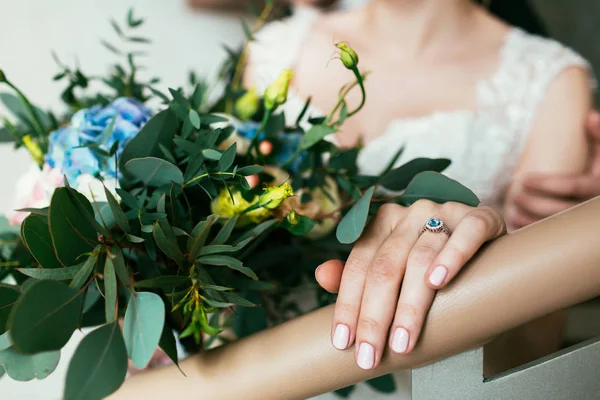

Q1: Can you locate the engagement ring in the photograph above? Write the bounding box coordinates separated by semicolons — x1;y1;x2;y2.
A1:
421;218;451;237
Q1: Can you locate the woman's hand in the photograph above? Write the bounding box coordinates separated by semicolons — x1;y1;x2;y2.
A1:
316;200;506;370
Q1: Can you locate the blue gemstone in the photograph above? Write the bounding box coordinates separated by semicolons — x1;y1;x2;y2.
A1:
427;218;441;228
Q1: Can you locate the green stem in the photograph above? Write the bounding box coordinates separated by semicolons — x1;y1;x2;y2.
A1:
248;107;273;157
183;171;237;188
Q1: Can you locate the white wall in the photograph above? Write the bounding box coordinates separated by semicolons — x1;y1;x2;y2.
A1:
0;1;244;398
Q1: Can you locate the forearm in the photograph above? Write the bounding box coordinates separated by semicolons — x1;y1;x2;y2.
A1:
112;197;600;399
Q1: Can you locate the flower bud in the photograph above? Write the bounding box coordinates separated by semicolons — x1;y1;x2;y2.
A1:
235;87;260;121
22;135;44;165
259;182;294;210
258;140;273;156
263;69;293;111
287;210;299;226
0;69;6;83
335;42;359;70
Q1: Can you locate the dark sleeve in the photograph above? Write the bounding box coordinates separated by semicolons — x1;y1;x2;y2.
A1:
484;0;549;37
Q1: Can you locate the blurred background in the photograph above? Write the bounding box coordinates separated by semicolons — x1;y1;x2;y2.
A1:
0;0;598;398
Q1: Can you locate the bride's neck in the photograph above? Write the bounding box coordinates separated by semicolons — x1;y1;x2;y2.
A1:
362;0;478;56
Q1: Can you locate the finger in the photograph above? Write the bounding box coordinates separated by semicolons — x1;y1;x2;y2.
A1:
332;205;402;351
586;110;600;140
523;174;600;201
354;217;425;368
426;206;506;289
505;205;539;230
315;259;344;293
511;190;578;219
387;227;448;355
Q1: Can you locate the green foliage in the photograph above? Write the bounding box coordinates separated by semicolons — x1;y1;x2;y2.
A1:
125;157;184;187
400;171;480;207
379;158;451;191
9;281;83;354
123;292;165;368
65;323;127;400
0;347;60;382
20;214;62;269
0;284;20;334
336;186;375;244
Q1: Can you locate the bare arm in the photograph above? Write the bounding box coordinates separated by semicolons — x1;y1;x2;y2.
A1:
111;197;600;399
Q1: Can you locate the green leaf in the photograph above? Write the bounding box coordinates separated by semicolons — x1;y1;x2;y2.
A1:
17;265;82;280
9;281;83;354
379;158;451;191
197;255;257;280
336;186;375;244
0;331;11;351
200;237;252;256
158;323;181;370
20;214;62;269
125;157;184;187
218;143;236;172
202;149;222;161
64;323;127;400
233;290;265;339
153;220;186;267
123;292;165;369
187;215;218;261
0;347;60;381
70;250;99;291
65;188;109;237
335;385;356;398
188;109;201;129
109;247;131;286
281;215;315;236
300;125;337;150
49;188;97;267
120;109;177;172
400;171;480;207
133;276;189;289
223;292;256;307
104;186;129;232
0;93;52;130
104;256;117;324
0;284;20;334
236;165;263;176
366;374;397;393
211;216;238;245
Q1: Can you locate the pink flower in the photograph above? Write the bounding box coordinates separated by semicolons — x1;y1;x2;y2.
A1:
7;164;64;226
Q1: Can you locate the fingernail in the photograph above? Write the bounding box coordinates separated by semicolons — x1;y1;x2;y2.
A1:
315;264;323;279
391;327;409;353
429;265;448;287
333;324;350;350
357;342;375;370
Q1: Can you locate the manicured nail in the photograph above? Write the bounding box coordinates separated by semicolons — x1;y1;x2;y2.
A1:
332;324;350;350
315;264;323;279
429;265;448;287
391;327;409;353
357;342;375;369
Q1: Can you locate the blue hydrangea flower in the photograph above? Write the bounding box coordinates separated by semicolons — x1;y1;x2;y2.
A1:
236;121;307;172
46;97;151;182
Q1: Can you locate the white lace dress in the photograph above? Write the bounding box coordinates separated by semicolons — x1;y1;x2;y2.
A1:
249;8;592;400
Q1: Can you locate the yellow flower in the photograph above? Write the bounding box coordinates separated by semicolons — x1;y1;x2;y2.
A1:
211;188;271;226
259;182;294;210
335;42;359;70
263;69;293;111
235;87;260;121
286;210;299;226
0;69;6;83
22;135;44;165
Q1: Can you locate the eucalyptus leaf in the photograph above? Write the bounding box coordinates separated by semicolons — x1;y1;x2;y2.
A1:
125;157;184;187
49;188;97;267
104;186;130;232
133;276;189;289
120;109;177;171
153;220;186;267
366;374;397;393
70;250;99;291
202;148;222;161
0;284;20;334
379;158;451;191
64;323;127;400
199;237;252;256
0;347;60;382
211;216;238;245
218;143;236;172
123;292;165;369
400;171;480;207
20;214;62;269
187;215;219;261
17;265;82;280
336;186;375;244
188;109;201;129
197;255;257;280
300;125;336;150
158;323;181;370
9;281;83;354
104;256;117;324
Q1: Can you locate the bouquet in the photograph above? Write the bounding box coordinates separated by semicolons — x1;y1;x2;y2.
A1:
0;7;478;399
